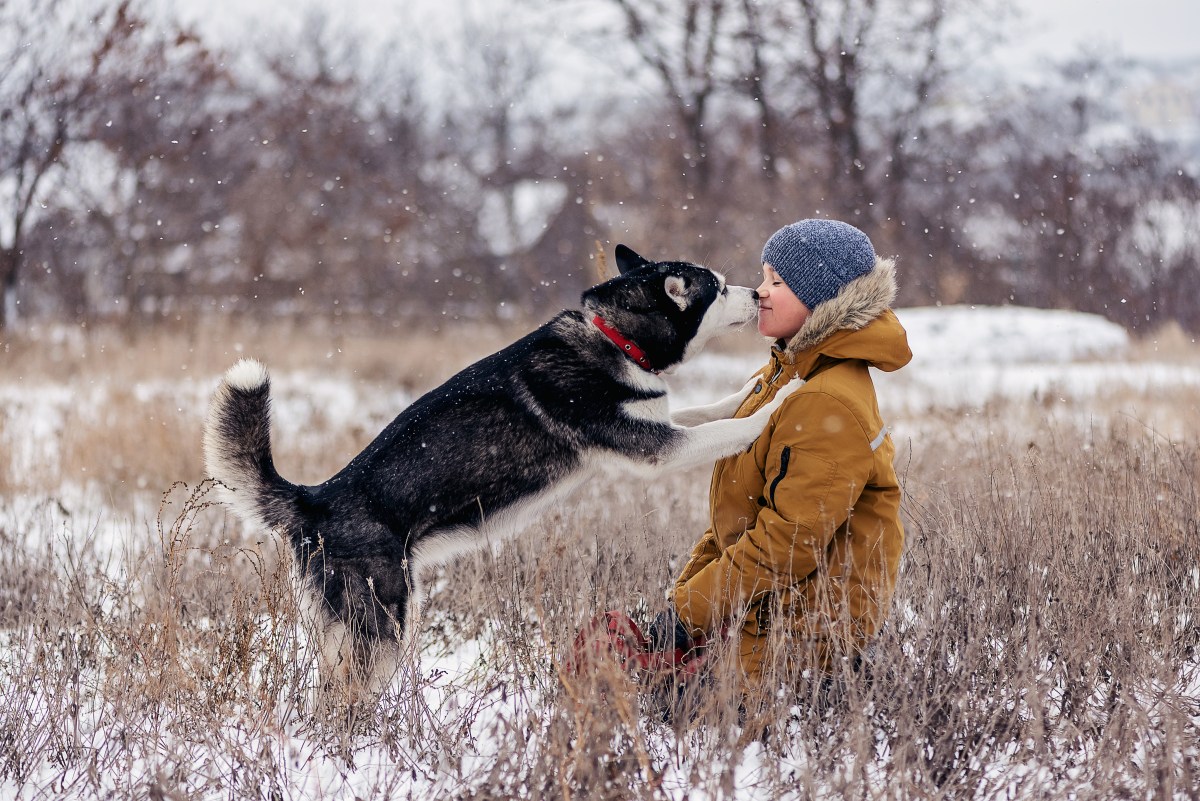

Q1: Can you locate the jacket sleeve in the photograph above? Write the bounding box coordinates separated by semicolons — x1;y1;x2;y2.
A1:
672;391;874;636
673;529;721;596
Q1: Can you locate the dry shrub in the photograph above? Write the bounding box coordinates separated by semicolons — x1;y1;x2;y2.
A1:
1;319;1199;798
1128;321;1200;363
0;422;1197;798
0;410;9;495
3;315;530;393
0;481;319;795
54;391;207;497
872;423;1199;795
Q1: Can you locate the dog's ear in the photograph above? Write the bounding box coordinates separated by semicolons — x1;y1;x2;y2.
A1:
615;244;651;275
664;275;690;310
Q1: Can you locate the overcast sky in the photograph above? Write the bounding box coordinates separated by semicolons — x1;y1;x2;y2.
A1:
1004;0;1197;67
173;0;1199;69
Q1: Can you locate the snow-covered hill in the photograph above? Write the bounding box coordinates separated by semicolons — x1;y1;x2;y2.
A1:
670;305;1199;418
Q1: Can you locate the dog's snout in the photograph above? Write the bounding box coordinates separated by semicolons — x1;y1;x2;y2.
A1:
717;285;757;323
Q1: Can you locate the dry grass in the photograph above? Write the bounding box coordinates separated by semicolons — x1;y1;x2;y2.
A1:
1;315;530;391
0;319;1198;799
0;316;530;498
1128;321;1200;363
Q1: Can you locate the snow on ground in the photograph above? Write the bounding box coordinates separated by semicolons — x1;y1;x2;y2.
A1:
671;305;1200;423
1;304;1191;571
2;305;1193;499
1;305;1197;798
896;305;1131;364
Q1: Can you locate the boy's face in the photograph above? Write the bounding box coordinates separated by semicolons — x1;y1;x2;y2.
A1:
756;264;811;339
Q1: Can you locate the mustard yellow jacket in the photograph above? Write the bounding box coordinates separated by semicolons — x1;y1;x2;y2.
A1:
672;257;911;657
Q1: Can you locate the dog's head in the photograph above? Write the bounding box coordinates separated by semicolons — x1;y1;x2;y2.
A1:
581;245;758;372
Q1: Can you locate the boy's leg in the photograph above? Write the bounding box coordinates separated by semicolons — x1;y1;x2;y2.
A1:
736;625;841;722
735;627;782;726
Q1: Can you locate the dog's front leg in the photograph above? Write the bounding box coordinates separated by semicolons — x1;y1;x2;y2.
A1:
657;378;802;471
670;375;761;427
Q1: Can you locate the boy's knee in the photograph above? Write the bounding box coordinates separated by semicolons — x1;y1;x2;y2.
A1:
734;625;840;698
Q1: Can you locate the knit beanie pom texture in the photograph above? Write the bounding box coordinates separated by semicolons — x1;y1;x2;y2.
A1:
761;219;876;311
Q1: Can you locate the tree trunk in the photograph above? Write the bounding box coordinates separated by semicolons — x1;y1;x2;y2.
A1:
0;248;20;330
740;0;776;182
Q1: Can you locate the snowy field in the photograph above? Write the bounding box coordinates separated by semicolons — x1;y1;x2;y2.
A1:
678;304;1196;427
4;304;1194;485
0;305;1197;800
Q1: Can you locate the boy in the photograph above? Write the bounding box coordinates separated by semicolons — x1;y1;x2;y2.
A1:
650;219;912;699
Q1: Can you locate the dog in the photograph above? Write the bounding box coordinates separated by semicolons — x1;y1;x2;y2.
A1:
203;245;798;705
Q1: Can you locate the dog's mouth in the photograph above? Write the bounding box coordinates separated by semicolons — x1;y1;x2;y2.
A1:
737;304;761;325
721;290;761;327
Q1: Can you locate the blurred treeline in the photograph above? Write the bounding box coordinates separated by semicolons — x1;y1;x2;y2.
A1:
2;0;1197;331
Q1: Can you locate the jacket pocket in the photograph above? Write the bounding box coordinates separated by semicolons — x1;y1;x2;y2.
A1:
767;445;791;507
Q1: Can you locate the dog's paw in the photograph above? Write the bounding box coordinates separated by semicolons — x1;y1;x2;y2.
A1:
672;374;768;427
714;375;766;417
758;377;804;416
737;374;763;400
775;376;804;402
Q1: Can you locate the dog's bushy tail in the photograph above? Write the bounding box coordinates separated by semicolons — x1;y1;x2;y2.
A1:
203;359;302;535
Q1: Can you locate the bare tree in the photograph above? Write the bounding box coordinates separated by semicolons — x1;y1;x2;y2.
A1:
3;0;1197;335
0;0;136;327
963;56;1199;331
600;0;741;196
423;3;601;309
732;0;779;182
766;0;1000;223
789;0;879;218
0;0;223;326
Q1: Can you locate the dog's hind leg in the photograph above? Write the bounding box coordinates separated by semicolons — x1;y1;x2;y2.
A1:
304;559;411;719
310;617;404;722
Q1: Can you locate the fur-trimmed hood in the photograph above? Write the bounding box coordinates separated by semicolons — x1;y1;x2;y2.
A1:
782;255;899;354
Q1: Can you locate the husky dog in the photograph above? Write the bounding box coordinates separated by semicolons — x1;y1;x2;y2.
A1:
203;245;798;703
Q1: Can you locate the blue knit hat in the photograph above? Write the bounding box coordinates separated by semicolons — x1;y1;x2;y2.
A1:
761;219;876;311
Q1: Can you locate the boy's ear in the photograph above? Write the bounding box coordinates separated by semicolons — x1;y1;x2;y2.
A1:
615;244;651;275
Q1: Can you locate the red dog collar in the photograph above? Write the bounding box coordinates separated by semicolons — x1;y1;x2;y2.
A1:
592;315;658;373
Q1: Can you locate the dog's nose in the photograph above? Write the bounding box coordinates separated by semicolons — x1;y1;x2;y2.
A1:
753;289;762;300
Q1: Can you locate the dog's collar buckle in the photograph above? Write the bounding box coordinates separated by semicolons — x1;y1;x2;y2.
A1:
592;315;658;373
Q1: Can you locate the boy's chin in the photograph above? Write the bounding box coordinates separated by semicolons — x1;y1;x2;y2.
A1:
759;323;800;341
758;321;784;339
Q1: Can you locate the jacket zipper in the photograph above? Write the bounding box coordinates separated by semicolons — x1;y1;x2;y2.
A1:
768;445;791;506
